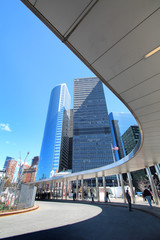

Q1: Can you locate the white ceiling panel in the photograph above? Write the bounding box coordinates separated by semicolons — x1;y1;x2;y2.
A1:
92;10;160;81
143;127;160;134
144;132;160;137
69;0;160;64
129;90;160;110
142;119;160;129
34;0;93;35
107;51;160;94
121;74;160;103
135;102;160;116
139;111;160;123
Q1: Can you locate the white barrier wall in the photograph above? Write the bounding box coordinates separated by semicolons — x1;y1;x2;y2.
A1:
18;184;37;208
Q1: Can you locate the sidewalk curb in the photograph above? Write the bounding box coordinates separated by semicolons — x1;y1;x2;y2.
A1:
0;204;39;217
97;202;160;220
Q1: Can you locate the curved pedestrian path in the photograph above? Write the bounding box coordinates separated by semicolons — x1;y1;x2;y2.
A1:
0;201;160;240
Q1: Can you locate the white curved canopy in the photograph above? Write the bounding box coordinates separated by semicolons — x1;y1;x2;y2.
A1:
21;0;160;178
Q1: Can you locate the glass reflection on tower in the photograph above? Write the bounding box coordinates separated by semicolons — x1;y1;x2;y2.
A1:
36;84;70;180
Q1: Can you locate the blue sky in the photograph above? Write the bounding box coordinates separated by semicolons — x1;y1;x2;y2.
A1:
0;0;135;168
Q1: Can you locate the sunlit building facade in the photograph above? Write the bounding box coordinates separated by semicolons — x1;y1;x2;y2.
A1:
36;84;70;180
72;77;114;173
109;112;138;160
3;156;14;170
22;156;39;183
109;112;125;161
6;159;17;182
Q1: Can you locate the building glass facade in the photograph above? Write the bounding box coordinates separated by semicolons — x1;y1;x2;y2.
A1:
72;77;114;172
59;109;73;171
110;112;137;136
109;113;125;161
68;109;73;170
36;84;70;180
59;109;70;171
122;125;140;156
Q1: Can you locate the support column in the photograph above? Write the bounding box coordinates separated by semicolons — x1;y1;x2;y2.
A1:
53;181;56;199
61;180;64;200
155;164;160;182
65;179;68;200
76;178;79;200
102;172;106;202
81;176;84;200
146;167;159;205
96;175;99;202
120;174;126;203
127;172;135;203
117;174;120;187
69;180;71;198
49;181;53;199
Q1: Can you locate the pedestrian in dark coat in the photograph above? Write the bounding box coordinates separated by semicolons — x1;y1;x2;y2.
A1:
105;191;109;203
142;187;152;207
126;189;132;211
90;190;94;202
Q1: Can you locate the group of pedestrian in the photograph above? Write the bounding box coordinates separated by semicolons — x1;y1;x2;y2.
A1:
125;186;154;212
73;186;154;209
36;191;50;200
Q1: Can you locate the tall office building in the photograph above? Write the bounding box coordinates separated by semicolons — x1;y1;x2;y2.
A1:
36;84;70;180
32;156;39;167
59;109;70;171
21;156;39;183
110;112;137;136
109;113;125;161
3;156;14;170
73;77;114;173
122;125;140;156
68;109;73;170
6;159;17;182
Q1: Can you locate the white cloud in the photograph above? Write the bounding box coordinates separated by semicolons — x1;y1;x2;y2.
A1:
0;123;11;132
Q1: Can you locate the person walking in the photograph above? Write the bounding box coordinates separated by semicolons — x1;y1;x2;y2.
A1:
105;191;109;203
142;187;152;207
90;190;94;202
73;192;76;201
126;189;132;211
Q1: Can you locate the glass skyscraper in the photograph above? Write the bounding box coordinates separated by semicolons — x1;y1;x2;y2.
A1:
122;126;140;156
109;113;125;161
36;84;70;180
109;112;138;160
109;112;137;136
72;77;114;173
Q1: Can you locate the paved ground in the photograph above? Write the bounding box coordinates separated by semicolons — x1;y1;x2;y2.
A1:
0;200;160;240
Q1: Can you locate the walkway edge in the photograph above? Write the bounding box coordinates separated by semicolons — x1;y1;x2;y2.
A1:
0;204;39;217
106;202;160;219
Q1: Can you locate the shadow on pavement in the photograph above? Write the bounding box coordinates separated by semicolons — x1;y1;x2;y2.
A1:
3;202;160;240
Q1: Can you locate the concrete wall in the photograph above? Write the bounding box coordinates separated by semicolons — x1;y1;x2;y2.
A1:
18;184;37;208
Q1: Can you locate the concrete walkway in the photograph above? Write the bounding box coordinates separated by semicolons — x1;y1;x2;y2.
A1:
0;200;160;240
102;196;160;219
